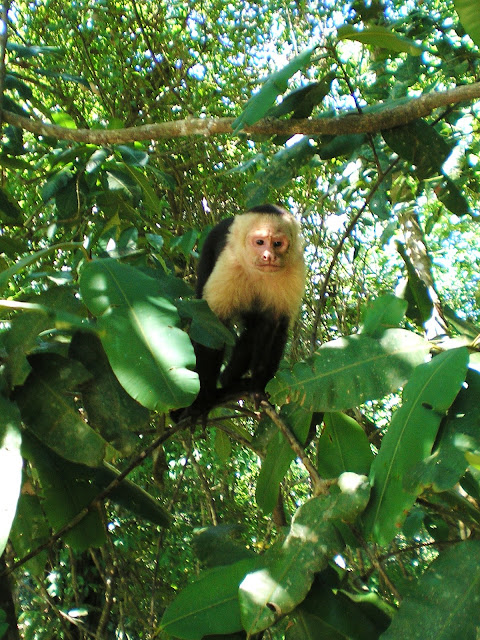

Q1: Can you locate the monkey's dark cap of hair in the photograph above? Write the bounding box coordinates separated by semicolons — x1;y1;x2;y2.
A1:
246;204;286;215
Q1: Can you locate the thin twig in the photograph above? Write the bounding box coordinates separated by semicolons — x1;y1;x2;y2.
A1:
260;400;328;495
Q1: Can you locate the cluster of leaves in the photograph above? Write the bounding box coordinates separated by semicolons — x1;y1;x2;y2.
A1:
2;0;480;639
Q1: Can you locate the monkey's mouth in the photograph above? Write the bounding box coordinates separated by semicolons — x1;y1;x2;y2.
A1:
257;264;282;272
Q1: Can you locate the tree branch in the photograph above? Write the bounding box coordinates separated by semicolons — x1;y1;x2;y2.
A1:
3;82;480;144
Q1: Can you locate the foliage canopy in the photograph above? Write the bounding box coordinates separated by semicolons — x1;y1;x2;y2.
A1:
2;0;480;639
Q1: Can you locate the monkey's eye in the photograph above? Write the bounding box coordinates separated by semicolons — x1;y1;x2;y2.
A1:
273;241;283;248
255;239;265;245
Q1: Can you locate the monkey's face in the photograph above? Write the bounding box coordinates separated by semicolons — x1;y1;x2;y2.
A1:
246;224;290;272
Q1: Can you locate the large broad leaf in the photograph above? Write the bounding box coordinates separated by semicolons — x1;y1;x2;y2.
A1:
407;367;480;492
363;347;468;546
287;568;391;640
267;329;429;412
256;404;312;514
337;25;422;56
0;396;22;556
9;493;49;578
454;0;480;47
69;331;150;454
159;558;258;640
232;46;317;133
317;412;373;479
382;120;471;216
21;433;106;551
14;353;107;467
380;540;480;639
240;474;371;634
79;258;199;412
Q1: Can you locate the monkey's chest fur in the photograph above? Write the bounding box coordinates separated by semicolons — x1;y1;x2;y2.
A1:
202;245;305;322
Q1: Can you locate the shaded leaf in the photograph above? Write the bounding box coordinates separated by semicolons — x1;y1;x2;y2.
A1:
360;294;408;338
0;187;22;225
178;298;235;349
15;353;107;467
380;540;480;639
21;433;106;551
317;133;368;160
69;331;150;455
337;25;422;56
193;525;254;568
407;368;480;492
10;493;49;578
287;568;391;640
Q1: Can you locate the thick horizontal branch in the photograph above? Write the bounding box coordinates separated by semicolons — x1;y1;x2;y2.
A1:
2;82;480;145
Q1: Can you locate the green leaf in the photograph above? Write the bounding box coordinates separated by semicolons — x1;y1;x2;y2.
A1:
232;46;317;132
337;25;423;56
85;148;109;174
268;74;335;120
0;396;22;556
160;558;258;639
245;137;316;208
317;133;368;160
116;144;149;167
105;168;141;202
79;258;199;412
380;540;480;639
0;187;22;225
193;525;254;568
6;43;62;58
21;433;106;551
396;241;434;325
124;165;165;217
69;331;150;455
178;299;235;350
15;353;108;467
317;412;373;479
267;329;429;412
240;474;370;634
382;120;451;180
9;493;49;578
256;404;312;514
360;295;408;338
41;167;73;202
454;0;480;47
363;348;469;546
408;368;480;492
287;568;391;640
89;463;171;528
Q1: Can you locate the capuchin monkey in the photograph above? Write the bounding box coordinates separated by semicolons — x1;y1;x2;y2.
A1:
180;204;305;419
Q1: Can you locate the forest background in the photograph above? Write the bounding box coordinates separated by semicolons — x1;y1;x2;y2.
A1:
2;0;480;638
